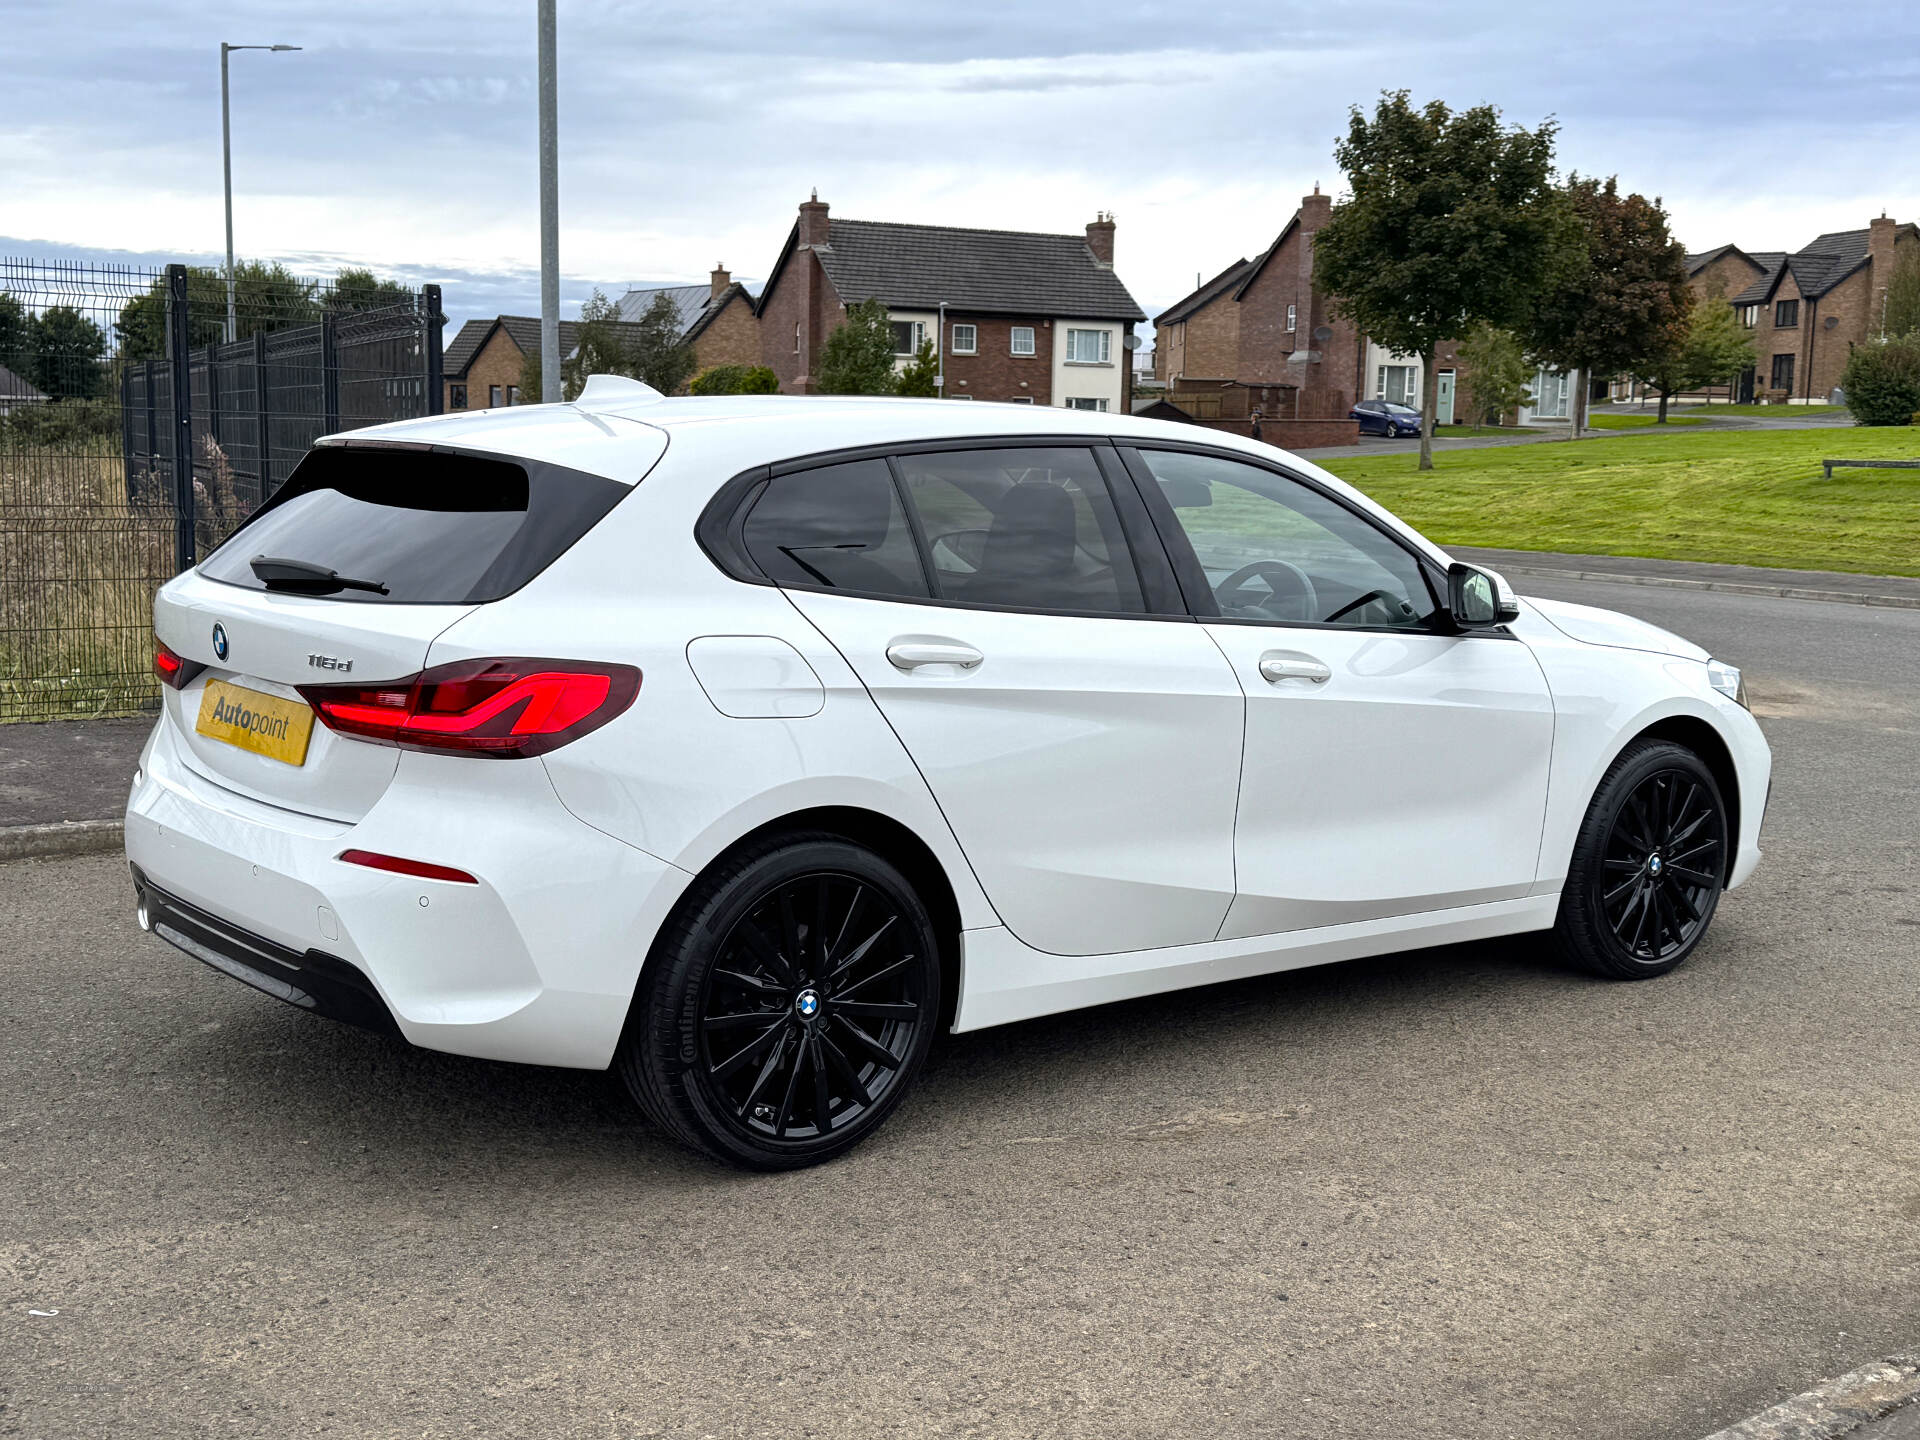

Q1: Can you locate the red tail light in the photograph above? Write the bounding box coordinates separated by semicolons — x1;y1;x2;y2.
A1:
301;658;640;759
154;638;204;690
339;849;478;884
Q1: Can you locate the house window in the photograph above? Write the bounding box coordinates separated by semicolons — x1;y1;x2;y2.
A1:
1774;299;1799;328
1010;327;1036;356
890;320;926;357
1286;304;1297;333
489;384;503;408
448;383;468;410
950;323;977;355
1377;364;1417;407
1770;353;1795;392
507;385;520;406
949;392;974;400
1738;304;1759;329
1064;397;1108;411
1531;368;1570;419
1065;329;1111;364
1007;395;1034;403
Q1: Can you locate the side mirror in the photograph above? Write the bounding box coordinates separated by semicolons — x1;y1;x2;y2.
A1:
1447;563;1521;629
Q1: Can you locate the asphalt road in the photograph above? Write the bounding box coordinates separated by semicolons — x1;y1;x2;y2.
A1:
4;580;1918;1440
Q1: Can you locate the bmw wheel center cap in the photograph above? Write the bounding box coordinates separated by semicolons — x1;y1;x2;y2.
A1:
1648;854;1664;876
211;623;229;661
795;989;820;1019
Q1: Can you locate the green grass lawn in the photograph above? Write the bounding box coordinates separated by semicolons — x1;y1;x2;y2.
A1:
1431;425;1516;439
1318;426;1920;576
1669;402;1847;418
1585;413;1706;429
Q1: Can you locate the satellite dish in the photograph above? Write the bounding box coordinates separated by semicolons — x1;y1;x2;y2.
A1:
1313;325;1333;343
1123;333;1142;351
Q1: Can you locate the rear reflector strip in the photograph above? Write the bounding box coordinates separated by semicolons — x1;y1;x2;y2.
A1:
338;849;479;885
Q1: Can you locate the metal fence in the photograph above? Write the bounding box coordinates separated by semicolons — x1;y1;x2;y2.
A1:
1;258;443;722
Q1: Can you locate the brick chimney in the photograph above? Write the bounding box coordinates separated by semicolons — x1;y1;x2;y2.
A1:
710;263;732;301
1086;212;1115;267
1869;212;1896;335
1300;182;1332;233
799;190;830;249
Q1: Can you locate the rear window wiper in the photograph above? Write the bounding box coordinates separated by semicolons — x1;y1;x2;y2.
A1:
249;555;390;596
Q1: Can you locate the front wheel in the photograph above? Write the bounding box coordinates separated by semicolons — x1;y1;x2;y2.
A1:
1553;739;1729;979
618;833;941;1170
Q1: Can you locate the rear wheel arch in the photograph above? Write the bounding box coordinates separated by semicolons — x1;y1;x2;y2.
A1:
632;806;965;1038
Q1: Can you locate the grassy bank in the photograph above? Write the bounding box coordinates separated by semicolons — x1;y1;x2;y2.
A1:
1585;413;1705;429
1319;426;1920;576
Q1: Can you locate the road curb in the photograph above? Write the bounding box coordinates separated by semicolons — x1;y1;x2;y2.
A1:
1702;1354;1920;1440
0;819;125;863
1489;562;1920;610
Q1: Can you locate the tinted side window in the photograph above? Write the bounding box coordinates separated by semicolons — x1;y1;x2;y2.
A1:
893;447;1147;615
742;459;930;598
1136;449;1437;628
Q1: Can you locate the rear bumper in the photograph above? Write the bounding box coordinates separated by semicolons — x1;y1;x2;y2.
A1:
125;718;694;1069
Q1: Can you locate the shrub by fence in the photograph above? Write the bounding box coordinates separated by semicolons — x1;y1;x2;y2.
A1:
1;259;443;722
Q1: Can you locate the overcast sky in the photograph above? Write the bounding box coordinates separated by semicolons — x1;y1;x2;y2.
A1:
4;0;1916;337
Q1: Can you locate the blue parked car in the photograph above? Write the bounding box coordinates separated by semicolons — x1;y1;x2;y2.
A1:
1351;399;1424;437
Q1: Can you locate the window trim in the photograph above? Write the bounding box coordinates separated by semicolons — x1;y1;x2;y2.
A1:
1064;328;1112;365
1009;326;1037;357
694;436;1189;622
1774;298;1800;328
949;323;977;355
1113;440;1474;639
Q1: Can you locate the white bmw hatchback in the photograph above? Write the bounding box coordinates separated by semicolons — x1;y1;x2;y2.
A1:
129;381;1771;1168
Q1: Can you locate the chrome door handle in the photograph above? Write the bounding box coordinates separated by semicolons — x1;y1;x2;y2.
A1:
886;640;984;672
1259;652;1331;685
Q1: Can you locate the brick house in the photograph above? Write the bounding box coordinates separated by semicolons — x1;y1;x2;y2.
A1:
753;194;1145;411
614;267;761;380
1606;246;1784;403
441;266;757;408
1727;215;1919;402
1151;188;1465;445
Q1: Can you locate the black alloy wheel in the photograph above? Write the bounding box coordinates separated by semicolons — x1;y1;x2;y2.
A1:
697;871;924;1144
1598;768;1724;964
619;833;940;1170
1555;739;1729;979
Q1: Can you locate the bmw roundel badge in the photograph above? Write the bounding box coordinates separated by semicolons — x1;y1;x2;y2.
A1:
212;623;229;661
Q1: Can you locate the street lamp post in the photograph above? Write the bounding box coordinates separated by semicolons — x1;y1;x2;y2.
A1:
221;42;301;343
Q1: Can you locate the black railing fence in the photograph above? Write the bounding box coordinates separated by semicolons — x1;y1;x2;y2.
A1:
1;258;443;721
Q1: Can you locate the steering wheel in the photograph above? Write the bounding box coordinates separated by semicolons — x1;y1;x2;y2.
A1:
1215;559;1318;621
1321;587;1413;626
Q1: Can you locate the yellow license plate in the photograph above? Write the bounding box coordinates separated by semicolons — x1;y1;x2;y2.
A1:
195;679;315;767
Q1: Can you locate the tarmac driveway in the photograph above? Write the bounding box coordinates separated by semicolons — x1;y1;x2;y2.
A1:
2;578;1917;1440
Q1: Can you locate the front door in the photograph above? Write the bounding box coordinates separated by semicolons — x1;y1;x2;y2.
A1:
1436;369;1456;425
741;446;1244;957
1124;446;1555;938
1737;366;1756;404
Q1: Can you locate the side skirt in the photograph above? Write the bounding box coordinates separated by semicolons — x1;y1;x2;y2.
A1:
951;893;1562;1032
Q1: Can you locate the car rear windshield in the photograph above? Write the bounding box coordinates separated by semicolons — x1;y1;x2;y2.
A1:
197;445;629;604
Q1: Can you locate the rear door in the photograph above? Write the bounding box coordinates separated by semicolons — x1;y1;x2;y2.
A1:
740;443;1245;958
156;441;633;821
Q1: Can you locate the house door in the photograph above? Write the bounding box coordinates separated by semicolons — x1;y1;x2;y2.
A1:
1436;370;1455;425
1737;366;1756;404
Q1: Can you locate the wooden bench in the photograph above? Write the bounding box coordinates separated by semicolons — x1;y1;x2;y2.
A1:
1822;458;1920;479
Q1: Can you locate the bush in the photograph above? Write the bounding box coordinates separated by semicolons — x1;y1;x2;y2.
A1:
1;398;119;449
1841;335;1920;426
690;363;781;396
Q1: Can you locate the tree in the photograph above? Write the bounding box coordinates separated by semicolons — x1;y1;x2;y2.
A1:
114;262;318;360
626;291;697;395
895;339;939;397
816;298;899;396
1884;245;1920;338
0;294;33;381
1529;176;1692;437
1636;281;1754;421
561;289;634;400
30;306;108;399
1314;92;1567;469
1456;324;1532;425
1840;334;1920;426
328;267;413;314
690;363;780;395
518;347;543;404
